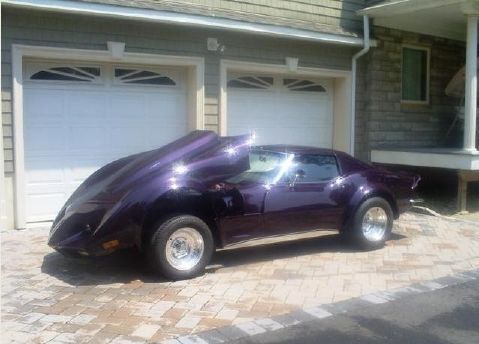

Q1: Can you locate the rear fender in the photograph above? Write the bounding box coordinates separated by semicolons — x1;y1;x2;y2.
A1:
342;184;398;232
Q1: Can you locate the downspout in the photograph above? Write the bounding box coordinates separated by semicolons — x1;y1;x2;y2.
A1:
350;15;370;156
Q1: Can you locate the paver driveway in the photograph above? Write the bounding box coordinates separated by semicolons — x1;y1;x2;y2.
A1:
2;212;479;343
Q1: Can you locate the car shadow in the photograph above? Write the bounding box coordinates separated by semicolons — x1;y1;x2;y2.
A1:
210;232;406;271
41;232;406;286
41;249;163;286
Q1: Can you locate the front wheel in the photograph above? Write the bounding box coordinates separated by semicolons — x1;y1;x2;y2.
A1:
347;197;393;249
148;215;214;280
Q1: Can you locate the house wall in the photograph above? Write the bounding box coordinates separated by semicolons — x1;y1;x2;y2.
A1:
1;7;358;228
80;0;366;36
358;26;465;159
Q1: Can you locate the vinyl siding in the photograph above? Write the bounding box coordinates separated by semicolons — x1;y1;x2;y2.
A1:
1;7;356;173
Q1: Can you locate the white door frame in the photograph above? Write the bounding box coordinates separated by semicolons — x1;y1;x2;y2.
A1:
12;44;205;228
219;59;352;151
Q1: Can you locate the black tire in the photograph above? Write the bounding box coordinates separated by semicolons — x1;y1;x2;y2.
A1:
148;215;214;280
346;197;393;249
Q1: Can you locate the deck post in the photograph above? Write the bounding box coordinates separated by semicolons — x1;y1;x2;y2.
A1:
457;171;468;213
463;14;478;152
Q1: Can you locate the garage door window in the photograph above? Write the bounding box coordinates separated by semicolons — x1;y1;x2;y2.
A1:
283;79;327;92
29;66;101;83
227;76;274;89
114;68;177;86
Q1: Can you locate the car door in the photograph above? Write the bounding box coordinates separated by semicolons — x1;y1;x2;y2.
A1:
215;149;287;245
262;154;346;236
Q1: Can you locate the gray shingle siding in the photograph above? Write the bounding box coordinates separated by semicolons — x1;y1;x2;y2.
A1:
77;0;366;37
357;26;465;160
1;7;356;173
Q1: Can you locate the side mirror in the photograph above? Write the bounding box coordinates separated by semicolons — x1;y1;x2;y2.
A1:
289;169;306;187
296;169;306;180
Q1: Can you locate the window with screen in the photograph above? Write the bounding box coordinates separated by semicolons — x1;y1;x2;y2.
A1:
401;46;429;103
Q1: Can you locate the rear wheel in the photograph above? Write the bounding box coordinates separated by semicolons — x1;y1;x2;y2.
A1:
347;197;393;249
148;215;214;280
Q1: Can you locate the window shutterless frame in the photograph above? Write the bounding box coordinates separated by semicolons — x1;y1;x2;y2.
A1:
400;45;430;104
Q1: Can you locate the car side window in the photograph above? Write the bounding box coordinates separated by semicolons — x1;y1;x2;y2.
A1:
292;154;339;183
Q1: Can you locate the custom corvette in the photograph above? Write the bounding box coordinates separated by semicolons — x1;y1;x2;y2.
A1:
48;131;420;279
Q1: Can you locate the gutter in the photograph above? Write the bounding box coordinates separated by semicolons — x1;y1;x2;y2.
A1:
1;0;372;47
350;15;371;156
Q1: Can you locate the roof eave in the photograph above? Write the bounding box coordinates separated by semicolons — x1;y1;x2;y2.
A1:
2;0;375;47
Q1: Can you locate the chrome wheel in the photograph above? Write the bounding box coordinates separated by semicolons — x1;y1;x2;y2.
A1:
361;207;388;242
165;227;204;271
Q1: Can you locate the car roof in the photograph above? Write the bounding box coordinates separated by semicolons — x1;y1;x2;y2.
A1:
252;144;336;155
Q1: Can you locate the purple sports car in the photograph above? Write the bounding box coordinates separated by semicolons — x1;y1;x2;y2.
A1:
48;131;420;279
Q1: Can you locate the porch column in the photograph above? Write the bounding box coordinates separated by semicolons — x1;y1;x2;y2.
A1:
463;14;478;152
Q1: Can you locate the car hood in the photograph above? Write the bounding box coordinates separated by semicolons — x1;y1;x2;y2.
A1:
52;130;251;229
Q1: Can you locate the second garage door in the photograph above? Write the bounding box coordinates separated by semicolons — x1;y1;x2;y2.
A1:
227;74;334;147
23;61;188;222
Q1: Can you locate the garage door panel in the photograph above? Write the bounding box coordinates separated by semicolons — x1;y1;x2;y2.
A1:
25;126;66;154
66;92;108;120
27;193;67;221
148;95;187;122
111;94;148;120
69;158;107;182
24;89;65;123
68;126;107;151
109;126;149;154
25;162;65;184
24;63;188;222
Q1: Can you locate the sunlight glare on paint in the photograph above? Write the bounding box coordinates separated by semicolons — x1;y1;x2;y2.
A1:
224;146;238;156
172;163;189;175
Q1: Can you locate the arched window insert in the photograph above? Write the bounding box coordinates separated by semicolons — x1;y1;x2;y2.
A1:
283;78;327;92
30;66;101;82
227;76;274;89
114;68;176;86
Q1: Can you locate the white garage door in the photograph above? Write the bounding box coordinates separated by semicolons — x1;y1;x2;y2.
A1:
227;74;333;147
23;61;188;222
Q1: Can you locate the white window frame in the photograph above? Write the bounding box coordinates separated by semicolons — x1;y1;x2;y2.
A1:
400;44;430;105
12;44;204;229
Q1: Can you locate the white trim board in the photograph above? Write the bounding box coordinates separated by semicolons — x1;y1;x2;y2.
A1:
219;59;352;154
2;0;375;47
11;44;205;229
371;149;479;170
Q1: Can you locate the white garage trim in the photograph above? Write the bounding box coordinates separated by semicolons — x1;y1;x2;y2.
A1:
0;99;6;230
219;60;352;151
11;44;204;229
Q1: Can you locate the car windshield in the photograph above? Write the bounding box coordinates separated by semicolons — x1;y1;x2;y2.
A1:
226;149;290;185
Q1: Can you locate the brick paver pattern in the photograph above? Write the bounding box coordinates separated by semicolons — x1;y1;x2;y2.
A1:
2;213;479;343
